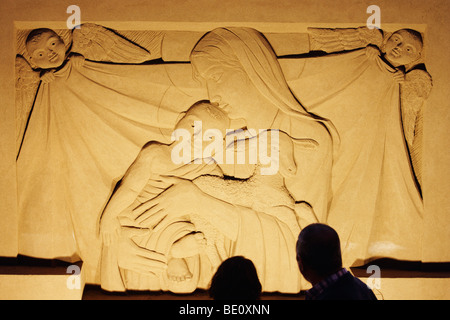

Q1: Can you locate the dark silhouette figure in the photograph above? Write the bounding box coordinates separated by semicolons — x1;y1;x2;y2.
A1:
296;223;377;300
209;256;262;300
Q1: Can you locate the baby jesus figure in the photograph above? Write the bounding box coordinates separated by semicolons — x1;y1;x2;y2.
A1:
100;99;303;293
100;100;233;292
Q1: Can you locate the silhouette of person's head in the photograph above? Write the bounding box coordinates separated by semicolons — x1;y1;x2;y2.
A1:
209;256;262;300
296;223;343;286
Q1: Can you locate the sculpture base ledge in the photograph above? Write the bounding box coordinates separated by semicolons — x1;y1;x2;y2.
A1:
351;261;450;300
0;260;84;300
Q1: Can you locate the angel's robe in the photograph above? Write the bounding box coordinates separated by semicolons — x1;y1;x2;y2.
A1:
284;49;423;266
16;59;206;282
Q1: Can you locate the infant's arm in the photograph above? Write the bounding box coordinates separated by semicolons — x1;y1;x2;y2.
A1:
101;142;172;230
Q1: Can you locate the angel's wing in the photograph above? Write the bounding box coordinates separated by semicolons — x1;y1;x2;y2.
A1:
401;69;432;187
72;23;156;63
15;55;41;156
308;26;384;53
401;69;432;149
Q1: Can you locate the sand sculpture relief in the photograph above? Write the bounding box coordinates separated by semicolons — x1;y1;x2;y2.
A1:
15;23;432;293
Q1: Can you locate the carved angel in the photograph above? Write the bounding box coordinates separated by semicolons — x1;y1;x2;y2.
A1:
15;23;162;155
15;23;195;272
308;26;432;188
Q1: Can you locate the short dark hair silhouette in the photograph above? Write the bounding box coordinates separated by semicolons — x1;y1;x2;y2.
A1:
296;223;377;300
209;256;262;300
296;223;342;278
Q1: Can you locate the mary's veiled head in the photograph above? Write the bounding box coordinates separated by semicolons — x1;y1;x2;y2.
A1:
190;27;312;126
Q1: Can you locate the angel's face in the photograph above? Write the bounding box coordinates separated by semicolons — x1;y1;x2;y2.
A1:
26;31;66;69
383;30;422;67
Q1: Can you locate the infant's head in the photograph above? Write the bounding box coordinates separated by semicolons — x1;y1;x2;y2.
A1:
25;28;67;69
383;29;423;67
173;100;231;163
175;100;230;137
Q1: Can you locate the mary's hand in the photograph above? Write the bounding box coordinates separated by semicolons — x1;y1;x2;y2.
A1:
116;226;168;275
131;176;206;231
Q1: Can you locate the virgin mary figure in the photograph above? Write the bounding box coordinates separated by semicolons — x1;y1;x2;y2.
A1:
128;27;337;293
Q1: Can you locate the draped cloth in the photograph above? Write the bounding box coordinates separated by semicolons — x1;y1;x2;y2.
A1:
16;60;205;282
287;49;424;266
16;27;425;288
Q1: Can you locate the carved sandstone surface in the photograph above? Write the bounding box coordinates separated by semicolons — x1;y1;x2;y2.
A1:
15;24;430;292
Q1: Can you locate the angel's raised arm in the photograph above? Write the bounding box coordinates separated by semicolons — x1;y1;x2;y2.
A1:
72;23;161;64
